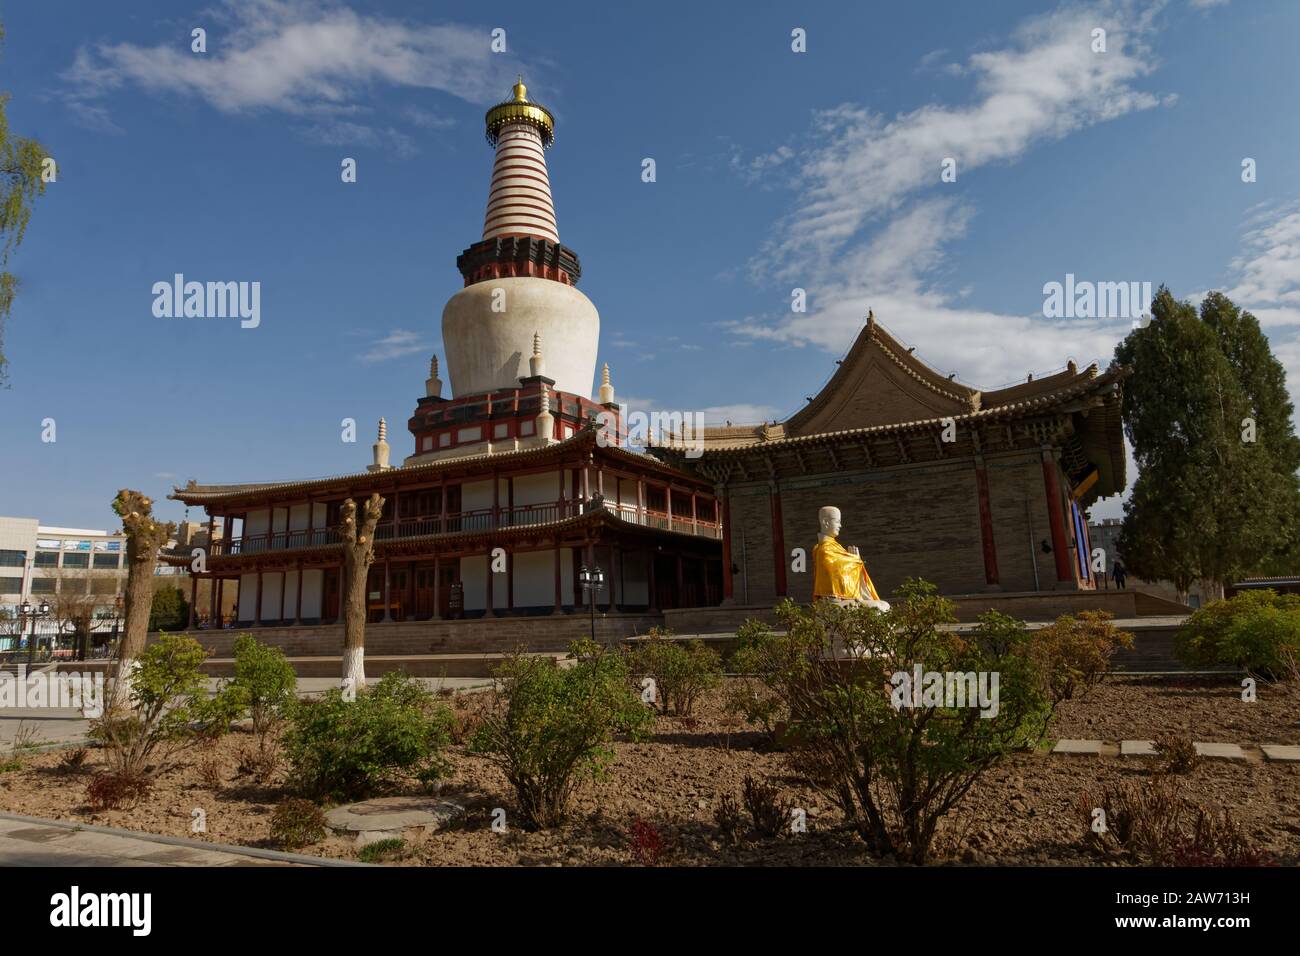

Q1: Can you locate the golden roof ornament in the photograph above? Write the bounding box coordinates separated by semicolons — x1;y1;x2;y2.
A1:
485;75;555;148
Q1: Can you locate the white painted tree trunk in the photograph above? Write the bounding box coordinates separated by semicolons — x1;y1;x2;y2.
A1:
342;645;366;695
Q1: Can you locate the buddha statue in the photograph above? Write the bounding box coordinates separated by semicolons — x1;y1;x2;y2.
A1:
812;506;890;611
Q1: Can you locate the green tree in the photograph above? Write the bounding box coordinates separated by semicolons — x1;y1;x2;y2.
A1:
0;20;51;383
1115;288;1294;601
148;584;189;632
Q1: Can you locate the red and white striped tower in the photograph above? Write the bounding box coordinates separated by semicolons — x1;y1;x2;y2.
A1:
441;78;599;401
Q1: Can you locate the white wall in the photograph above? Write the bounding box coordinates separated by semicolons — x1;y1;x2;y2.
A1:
262;572;284;621
512;471;560;508
238;572;258;620
245;510;270;536
289;503;310;531
301;569;323;619
620;550;649;605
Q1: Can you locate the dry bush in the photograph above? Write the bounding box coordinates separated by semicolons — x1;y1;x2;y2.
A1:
58;747;90;774
626;817;666;866
86;771;152;811
742;775;790;839
197;754;224;790
234;740;280;784
1153;735;1200;775
1081;777;1274;866
714;793;743;846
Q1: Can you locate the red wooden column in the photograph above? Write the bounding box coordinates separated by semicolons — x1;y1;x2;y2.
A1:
433;556;442;620
382;557;392;622
216;578;224;627
209;565;219;625
507;549;515;613
407;559;416;621
719;487;734;603
636;479;646;524
769;482;787;597
294;560;304;624
187;574;197;629
484;544;495;618
1041;450;1073;584
666;485;674;531
973;457;1000;588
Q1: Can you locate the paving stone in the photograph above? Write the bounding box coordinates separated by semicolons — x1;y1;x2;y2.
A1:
1052;739;1103;755
1260;744;1300;763
1193;742;1246;761
1120;740;1157;757
325;795;466;835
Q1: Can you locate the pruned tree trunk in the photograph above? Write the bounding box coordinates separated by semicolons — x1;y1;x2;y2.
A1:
340;493;385;694
1200;578;1226;604
110;490;175;712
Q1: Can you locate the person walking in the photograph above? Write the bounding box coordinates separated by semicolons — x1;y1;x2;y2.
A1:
1113;560;1127;590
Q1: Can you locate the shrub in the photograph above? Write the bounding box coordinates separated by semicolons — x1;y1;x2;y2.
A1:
1026;610;1133;738
357;838;406;863
197;754;224;790
741;775;790;838
284;671;452;801
626;628;723;716
1175;590;1300;677
58;747;90;774
1154;735;1200;775
714;793;743;846
270;798;327;849
235;740;280;783
738;583;1049;864
223;634;297;742
86;771;151;811
471;639;652;830
626;817;666;866
1082;778;1274;866
88;632;210;778
725;621;785;737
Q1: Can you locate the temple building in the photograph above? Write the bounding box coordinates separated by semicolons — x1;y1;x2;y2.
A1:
167;81;723;626
652;315;1128;605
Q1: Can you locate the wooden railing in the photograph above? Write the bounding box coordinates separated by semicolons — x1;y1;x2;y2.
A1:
210;498;721;556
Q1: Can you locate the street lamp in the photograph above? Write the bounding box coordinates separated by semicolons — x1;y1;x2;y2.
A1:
20;599;51;665
577;564;605;642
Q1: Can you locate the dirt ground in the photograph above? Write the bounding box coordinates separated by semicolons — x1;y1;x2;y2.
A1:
1;675;1297;866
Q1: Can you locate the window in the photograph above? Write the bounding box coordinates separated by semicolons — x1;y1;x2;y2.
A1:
93;554;120;569
422;435;433;451
61;553;89;569
91;578;119;595
519;419;534;436
457;426;482;443
34;552;58;568
31;578;55;594
439;433;451;448
493;422;509;439
0;550;25;568
0;576;23;594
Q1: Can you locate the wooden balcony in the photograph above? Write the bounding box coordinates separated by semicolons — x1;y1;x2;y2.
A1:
209;498;721;557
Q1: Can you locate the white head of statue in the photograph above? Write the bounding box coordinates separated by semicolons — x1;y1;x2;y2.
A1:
818;506;842;540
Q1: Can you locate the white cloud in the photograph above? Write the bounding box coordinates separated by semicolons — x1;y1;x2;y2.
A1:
358;329;428;363
754;1;1167;285
297;119;417;158
63;0;515;130
730;1;1169;397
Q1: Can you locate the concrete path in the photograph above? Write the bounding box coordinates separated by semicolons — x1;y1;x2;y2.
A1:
1051;738;1300;762
0;812;363;867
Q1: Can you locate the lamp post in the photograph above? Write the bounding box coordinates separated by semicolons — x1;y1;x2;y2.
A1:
577;564;605;642
20;599;51;665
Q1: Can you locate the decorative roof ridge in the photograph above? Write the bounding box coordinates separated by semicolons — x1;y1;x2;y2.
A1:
865;320;980;408
662;365;1127;456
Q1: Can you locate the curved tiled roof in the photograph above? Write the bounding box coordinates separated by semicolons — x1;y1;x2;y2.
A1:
170;429;702;507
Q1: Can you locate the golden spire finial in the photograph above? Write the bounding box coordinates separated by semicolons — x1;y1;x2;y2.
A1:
512;76;527;102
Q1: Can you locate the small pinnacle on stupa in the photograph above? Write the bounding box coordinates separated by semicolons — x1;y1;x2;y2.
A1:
529;331;546;378
599;362;615;405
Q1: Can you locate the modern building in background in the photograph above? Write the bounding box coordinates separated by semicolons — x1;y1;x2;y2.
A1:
0;517;129;648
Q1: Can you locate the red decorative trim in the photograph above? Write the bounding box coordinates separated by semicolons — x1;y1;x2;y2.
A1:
1041;455;1072;582
974;462;999;586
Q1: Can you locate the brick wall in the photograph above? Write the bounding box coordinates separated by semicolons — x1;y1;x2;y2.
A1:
727;459;990;604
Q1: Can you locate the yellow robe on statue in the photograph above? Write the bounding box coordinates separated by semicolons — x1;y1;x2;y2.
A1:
813;536;881;601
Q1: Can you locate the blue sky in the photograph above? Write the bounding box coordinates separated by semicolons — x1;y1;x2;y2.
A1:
2;0;1298;530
